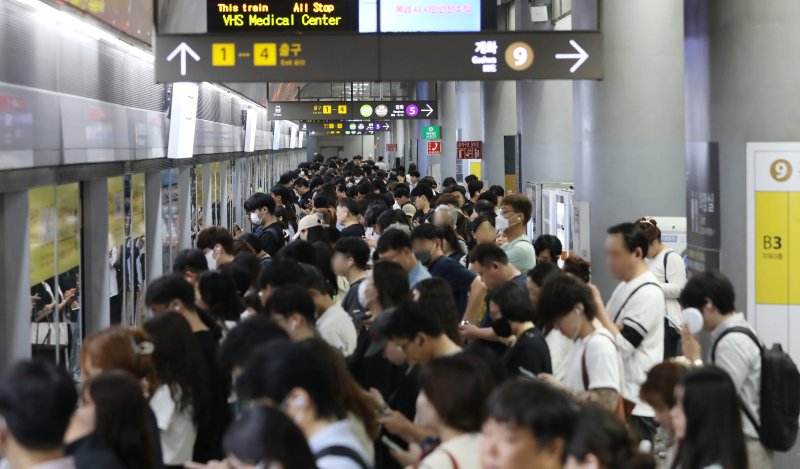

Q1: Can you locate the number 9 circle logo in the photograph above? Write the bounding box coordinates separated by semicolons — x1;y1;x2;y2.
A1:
505;42;534;72
770;159;793;183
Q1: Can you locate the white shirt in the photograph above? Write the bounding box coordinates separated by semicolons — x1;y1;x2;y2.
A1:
308;419;374;469
646;249;687;321
149;384;198;465
316;303;358;356
710;313;762;439
418;433;482;469
545;329;573;382
563;327;623;393
605;270;665;417
28;458;76;469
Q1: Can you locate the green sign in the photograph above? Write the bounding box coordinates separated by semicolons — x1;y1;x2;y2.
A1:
423;126;441;140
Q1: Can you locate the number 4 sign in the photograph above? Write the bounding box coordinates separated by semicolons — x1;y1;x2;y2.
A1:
746;143;800;362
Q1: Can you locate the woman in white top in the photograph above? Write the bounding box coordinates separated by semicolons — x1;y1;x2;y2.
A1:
410;354;495;469
636;217;687;358
536;273;624;415
144;312;211;467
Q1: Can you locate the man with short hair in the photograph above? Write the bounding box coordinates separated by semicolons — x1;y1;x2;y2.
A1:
409;184;434;225
376;228;431;288
488;185;505;206
303;266;358;356
264;284;318;343
172;248;209;287
467;180;484;204
678;272;770;469
498;193;536;273
258;258;307;303
336;198;366;238
410;224;484;320
353;155;364;167
332;237;371;330
393;186;411;209
594;222;665;444
481;380;577;469
408;170;420;190
464;243;527;349
196;227;236;269
145;273;210;334
244;192;285;257
0;360;78;469
381;301;462;366
376;155;388;171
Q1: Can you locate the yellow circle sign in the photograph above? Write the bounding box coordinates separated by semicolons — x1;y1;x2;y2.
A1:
505;42;534;71
771;159;793;182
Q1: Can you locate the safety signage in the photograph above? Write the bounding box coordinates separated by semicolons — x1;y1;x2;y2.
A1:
155;31;602;83
386;143;398;152
423;126;441;140
269;101;437;120
427;141;441;155
457;141;483;159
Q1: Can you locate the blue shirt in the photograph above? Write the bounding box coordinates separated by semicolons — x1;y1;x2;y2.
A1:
408;261;432;288
428;255;477;317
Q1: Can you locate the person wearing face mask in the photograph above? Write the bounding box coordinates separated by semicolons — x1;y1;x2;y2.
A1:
488;282;552;379
496;194;536;274
196;227;236;270
536;273;625;418
410;224;484;321
243;193;285;257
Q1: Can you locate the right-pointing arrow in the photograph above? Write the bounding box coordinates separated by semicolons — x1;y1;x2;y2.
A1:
166;42;201;77
422;104;434;117
555;40;589;73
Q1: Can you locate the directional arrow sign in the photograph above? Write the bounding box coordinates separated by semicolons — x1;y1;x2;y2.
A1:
166;42;200;77
555;40;590;73
422;104;434;118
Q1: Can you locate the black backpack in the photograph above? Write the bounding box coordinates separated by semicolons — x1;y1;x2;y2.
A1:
711;326;800;451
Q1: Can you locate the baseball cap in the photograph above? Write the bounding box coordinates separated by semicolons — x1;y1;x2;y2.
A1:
402;204;417;220
292;214;324;240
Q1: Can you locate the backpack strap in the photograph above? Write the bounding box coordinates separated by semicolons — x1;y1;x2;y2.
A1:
612;282;661;323
581;331;618;391
439;447;460;469
663;251;674;283
315;445;370;469
710;326;764;436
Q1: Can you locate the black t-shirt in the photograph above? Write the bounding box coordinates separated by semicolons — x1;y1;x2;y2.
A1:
340;223;366;238
478;273;528;357
257;222;286;257
347;331;407;400
427;256;476;317
503;327;552;378
193;330;230;463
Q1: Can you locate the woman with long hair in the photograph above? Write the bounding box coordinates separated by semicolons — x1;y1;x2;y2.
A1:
670;366;748;469
144;312;211;468
566;405;655;469
80;326;157;397
67;370;160;469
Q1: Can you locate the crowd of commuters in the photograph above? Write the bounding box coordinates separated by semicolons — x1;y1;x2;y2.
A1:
1;154;794;469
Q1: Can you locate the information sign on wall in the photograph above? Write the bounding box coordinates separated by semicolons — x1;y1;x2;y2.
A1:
427;140;441;155
422;126;441;140
456;140;482;159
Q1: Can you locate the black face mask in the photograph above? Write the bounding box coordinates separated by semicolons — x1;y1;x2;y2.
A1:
414;249;433;266
491;317;513;338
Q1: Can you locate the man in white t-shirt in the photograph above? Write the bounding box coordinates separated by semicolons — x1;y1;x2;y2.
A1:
596;222;665;445
305;266;358;356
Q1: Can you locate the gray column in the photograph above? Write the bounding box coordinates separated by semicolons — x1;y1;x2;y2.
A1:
438;81;458;182
573;0;685;295
81;179;110;335
482;81;517;188
456;81;482;140
145;170;164;282
202;163;213;228
220;161;229;229
0;191;32;367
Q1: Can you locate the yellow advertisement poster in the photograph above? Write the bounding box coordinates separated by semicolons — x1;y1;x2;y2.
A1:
754;192;789;304
56;183;81;276
28;186;56;285
132;174;145;238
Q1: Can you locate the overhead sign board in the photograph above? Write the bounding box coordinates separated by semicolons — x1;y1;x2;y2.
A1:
427;141;441;155
423;126;441;140
155;31;602;83
457;141;482;159
301;120;391;135
269;101;437;120
207;0;358;33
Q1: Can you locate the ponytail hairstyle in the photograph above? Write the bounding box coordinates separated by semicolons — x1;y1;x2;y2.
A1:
634;216;661;244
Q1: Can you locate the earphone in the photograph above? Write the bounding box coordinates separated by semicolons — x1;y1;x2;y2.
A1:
293;395;306;407
290;319;299;331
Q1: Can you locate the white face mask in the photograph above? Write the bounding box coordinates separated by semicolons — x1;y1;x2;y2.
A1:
205;250;217;270
249;212;261;225
495;215;510;232
358;278;372;308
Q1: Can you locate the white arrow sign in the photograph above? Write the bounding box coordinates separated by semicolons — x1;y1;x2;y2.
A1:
167;42;201;77
555;40;589;73
422;104;434;117
385;123;391;130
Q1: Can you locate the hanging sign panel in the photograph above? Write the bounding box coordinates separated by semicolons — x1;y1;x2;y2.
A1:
154;31;601;83
269;101;437;120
